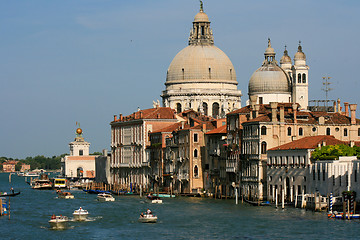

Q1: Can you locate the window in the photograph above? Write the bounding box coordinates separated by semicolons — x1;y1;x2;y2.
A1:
304;176;306;182
287;127;292;136
299;127;303;136
312;127;317;132
261;142;267;154
326;128;331;135
313;169;315;180
212;102;220;118
194;133;198;142
201;26;205;35
176;103;182;114
298;73;301;83
194;149;198;158
302;73;306;83
339;176;341;186
194;165;199;177
208;68;211;79
358;128;360;136
261;126;267;135
259;97;263;104
333;175;335;186
203;102;208;116
182;68;185;80
344;128;348;137
79;150;83;156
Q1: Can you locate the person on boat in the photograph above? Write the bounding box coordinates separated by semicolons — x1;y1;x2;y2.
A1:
10;187;14;194
51;214;56;219
140;212;144;218
147;209;152;215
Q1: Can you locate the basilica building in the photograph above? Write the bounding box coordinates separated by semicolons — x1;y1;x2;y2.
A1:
161;5;242;118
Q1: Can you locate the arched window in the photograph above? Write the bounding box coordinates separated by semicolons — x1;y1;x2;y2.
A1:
298;73;301;83
203;102;208;116
344;128;348;137
358;128;360;136
194;149;198;158
287;127;292;136
326;127;331;135
261;126;267;135
302;73;306;83
212;102;220;118
194;165;199;177
261;141;267;154
299;127;303;136
176;103;182;114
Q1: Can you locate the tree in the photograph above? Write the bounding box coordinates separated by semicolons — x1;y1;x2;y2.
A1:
311;144;357;161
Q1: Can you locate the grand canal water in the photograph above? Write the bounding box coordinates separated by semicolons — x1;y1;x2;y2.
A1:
0;173;359;240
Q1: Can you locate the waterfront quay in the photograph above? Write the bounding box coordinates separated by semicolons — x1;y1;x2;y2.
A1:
1;173;360;240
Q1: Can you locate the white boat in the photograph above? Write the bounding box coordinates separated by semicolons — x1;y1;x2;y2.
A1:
24;171;40;177
72;207;89;221
49;215;69;229
97;193;115;202
138;213;158;223
152;199;163;204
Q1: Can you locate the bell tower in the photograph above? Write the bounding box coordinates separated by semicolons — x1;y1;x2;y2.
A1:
292;41;309;110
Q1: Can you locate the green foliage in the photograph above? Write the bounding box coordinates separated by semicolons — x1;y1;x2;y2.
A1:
311;144;358;161
9;154;68;171
15;162;22;171
90;152;102;155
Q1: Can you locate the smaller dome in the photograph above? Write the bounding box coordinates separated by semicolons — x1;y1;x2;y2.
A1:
265;46;275;55
194;11;209;22
294;45;306;60
249;64;290;94
280;49;292;64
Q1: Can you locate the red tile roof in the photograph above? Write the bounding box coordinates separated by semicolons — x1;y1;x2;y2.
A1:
113;107;176;122
151;122;183;133
206;124;227;135
268;135;348;151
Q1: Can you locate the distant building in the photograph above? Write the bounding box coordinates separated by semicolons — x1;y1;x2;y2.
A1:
2;160;18;172
61;127;96;179
20;164;31;172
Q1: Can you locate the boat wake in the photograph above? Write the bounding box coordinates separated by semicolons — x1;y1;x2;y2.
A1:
69;216;101;222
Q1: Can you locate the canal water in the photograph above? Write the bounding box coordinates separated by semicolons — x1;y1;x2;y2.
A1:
0;173;359;240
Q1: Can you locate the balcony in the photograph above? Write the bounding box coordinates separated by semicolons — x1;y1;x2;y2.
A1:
178;173;189;180
226;159;238;173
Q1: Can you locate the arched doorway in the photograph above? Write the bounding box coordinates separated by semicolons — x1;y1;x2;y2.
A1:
77;167;83;178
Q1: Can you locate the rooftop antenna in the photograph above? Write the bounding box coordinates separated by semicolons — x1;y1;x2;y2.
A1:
322;76;332;108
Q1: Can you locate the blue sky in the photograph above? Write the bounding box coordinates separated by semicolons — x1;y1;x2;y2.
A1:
1;0;359;158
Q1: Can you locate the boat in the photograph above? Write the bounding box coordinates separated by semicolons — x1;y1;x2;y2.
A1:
138;213;158;223
72;207;89;221
53;178;67;188
152;193;175;198
0;191;20;197
83;189;112;194
48;215;69;229
244;198;271;206
328;211;360;219
97;193;115;202
147;194;163;204
24;171;40;177
57;190;74;199
30;173;53;190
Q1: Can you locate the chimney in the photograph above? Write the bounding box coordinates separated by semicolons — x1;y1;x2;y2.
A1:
119;114;123;121
114;115;117;121
337;98;341;113
280;105;285;123
254;104;260;118
333;101;337;113
203;123;207;132
157;113;160;119
140;111;143;119
344;102;349;117
102;149;108;156
292;103;297;124
181;121;185;129
270;102;278;122
350;104;357;125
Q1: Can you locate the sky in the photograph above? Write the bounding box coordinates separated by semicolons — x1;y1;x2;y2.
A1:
1;0;359;159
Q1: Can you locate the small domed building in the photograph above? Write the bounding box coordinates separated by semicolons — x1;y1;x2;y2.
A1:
161;5;242;118
248;40;309;110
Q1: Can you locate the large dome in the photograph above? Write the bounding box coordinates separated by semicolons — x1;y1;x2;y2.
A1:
166;45;237;85
249;64;290;94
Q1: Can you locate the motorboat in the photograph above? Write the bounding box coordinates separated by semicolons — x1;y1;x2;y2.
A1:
57;190;74;199
72;207;89;221
24;171;40;177
30;174;53;190
147;194;163;204
138;213;158;223
49;215;69;229
97;193;115;202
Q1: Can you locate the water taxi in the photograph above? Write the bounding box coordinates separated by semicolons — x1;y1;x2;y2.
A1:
73;207;89;221
97;193;115;202
147;194;163;204
53;178;67;188
31;173;53;190
49;215;69;229
57;190;74;199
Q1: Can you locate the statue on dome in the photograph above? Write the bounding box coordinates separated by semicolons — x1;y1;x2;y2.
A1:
200;0;203;11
